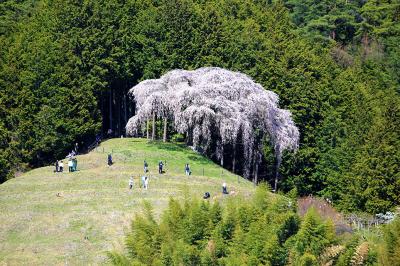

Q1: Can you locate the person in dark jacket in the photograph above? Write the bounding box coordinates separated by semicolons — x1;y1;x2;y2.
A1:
158;161;164;174
108;154;113;166
185;163;191;175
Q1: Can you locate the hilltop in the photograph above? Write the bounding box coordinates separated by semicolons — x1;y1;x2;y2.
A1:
0;138;255;265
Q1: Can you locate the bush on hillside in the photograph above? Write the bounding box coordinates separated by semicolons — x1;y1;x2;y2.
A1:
110;185;376;265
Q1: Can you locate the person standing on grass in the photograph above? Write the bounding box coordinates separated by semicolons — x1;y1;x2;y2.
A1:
59;161;64;172
144;160;148;173
144;176;149;190
141;175;146;188
129;176;134;190
222;182;228;194
108;154;113;166
185;163;191;176
158;161;163;174
68;159;73;172
55;160;59;173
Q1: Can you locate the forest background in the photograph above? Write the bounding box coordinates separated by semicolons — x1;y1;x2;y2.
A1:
0;0;399;214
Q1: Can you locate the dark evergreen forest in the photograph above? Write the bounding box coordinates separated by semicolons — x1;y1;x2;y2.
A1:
0;0;399;213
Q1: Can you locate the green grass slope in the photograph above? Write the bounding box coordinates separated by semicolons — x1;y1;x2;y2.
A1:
0;138;255;265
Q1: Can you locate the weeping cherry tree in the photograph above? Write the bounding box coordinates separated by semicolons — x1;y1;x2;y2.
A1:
126;67;299;190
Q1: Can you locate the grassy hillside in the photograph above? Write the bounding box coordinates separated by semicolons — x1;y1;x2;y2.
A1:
0;138;255;265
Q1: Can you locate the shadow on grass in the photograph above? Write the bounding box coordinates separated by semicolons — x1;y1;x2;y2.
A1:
187;155;210;165
149;141;189;152
145;141;213;166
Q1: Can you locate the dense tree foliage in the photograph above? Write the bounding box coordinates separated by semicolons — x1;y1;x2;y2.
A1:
0;0;399;213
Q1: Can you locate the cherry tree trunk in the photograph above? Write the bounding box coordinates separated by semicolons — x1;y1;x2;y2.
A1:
232;145;236;173
146;120;149;139
254;162;258;186
152;112;156;140
163;117;167;142
220;145;224;167
274;161;280;192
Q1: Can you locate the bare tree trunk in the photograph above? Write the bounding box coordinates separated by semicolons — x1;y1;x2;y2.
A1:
101;91;104;135
220;145;224;167
163;117;167;142
232;144;236;173
117;90;121;136
253;151;260;186
109;88;113;136
124;92;128;128
146;120;149;139
152;112;156;140
274;172;278;192
254;162;259;185
274;158;281;193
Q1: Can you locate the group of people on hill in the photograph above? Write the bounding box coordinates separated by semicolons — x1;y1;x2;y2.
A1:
128;175;149;190
126;160;193;191
54;143;79;173
54;143;230;197
126;159;229;197
55;158;78;173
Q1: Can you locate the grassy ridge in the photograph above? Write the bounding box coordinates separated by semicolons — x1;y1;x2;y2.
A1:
0;138;254;265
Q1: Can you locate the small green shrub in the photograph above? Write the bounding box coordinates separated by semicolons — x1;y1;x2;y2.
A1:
171;133;185;143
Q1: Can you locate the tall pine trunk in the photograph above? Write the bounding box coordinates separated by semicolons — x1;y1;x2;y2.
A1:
124;92;128;130
117;89;121;136
109;88;113;136
163;117;167;142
